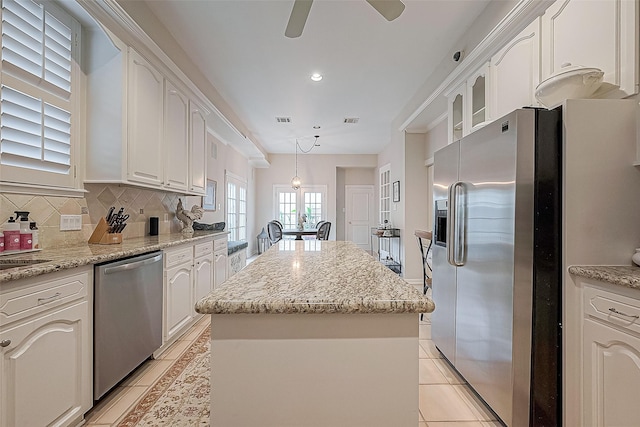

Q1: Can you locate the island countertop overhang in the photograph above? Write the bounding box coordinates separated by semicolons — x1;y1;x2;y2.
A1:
195;240;435;315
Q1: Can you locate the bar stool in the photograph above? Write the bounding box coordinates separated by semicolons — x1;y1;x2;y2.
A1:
415;230;432;320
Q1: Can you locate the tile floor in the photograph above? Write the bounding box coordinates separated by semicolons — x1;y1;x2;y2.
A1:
84;314;501;427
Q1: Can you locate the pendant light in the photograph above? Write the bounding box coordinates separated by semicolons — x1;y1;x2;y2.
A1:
291;140;301;190
291;135;320;190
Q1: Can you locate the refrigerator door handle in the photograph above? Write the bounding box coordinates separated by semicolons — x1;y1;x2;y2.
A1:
447;181;465;266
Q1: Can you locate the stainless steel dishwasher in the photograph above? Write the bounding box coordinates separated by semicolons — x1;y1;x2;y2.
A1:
94;251;163;400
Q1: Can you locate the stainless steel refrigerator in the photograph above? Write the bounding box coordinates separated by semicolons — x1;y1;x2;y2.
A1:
432;107;562;427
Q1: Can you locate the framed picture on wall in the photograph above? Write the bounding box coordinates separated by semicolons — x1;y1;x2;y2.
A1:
393;181;400;202
202;179;217;211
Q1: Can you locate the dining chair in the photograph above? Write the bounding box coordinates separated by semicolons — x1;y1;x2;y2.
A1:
316;221;331;240
267;221;283;244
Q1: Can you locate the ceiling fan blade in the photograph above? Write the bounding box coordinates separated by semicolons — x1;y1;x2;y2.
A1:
285;0;313;38
366;0;405;21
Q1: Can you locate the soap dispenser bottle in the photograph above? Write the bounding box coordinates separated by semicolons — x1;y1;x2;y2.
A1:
4;217;20;251
15;211;32;250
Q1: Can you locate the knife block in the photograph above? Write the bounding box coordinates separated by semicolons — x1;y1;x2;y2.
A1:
88;217;123;244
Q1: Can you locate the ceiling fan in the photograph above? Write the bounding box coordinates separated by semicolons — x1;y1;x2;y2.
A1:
285;0;406;38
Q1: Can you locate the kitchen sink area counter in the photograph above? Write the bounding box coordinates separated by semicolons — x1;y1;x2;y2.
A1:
0;231;229;283
569;265;640;291
196;240;433;427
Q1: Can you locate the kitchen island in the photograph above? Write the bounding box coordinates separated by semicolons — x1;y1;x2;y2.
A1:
195;240;434;427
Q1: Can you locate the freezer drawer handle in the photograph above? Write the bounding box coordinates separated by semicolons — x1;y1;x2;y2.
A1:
608;307;639;319
104;253;163;274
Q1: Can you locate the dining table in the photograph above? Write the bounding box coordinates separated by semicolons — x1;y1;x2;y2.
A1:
282;228;318;240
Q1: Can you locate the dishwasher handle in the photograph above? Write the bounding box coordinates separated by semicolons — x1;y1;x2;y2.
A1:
104;253;163;275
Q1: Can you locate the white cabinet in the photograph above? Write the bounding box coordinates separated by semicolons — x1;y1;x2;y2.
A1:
581;283;640;427
214;235;228;287
541;0;638;97
127;48;165;187
466;62;491;133
164;80;190;191
189;101;207;194
86;39;209;195
490;18;541;119
164;245;195;342
0;268;91;427
447;83;465;144
194;241;214;305
163;237;216;343
447;62;491;144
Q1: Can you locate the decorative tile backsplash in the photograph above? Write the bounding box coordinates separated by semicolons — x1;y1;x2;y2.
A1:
1;184;186;249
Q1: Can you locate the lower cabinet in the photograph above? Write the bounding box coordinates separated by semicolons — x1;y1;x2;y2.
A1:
0;268;92;427
214;235;228;287
163;237;217;344
581;282;640;426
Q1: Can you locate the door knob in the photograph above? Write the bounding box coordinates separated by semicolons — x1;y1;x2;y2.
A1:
0;339;11;347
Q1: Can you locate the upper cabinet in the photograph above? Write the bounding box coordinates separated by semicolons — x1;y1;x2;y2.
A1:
164;80;190;192
85;36;209;195
491;18;541;120
189;100;207;194
446;62;491;143
541;0;638;98
127;49;165;187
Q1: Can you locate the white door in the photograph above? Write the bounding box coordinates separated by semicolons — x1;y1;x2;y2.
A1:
345;185;374;251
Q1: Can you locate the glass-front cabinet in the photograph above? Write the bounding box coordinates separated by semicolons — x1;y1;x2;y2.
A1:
447;83;465;144
466;62;491;133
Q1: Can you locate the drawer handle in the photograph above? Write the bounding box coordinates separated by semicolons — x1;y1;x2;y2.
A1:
0;339;11;348
38;292;62;304
608;307;639;319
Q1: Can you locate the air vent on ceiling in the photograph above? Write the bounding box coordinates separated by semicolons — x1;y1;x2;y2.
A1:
343;117;359;124
276;117;292;123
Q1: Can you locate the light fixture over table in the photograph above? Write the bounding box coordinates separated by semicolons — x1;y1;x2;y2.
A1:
291;135;320;190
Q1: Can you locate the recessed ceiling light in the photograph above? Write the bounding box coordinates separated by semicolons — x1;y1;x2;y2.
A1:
310;73;323;82
313;125;321;129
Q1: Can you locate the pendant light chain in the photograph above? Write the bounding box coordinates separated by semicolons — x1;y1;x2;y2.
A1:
291;135;318;190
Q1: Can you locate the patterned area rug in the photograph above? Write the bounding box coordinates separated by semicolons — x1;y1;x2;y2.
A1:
117;328;211;426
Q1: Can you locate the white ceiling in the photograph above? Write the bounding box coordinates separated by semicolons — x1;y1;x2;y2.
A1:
140;0;492;155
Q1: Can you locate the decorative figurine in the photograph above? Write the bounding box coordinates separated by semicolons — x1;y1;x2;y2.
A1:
297;213;307;230
176;198;204;233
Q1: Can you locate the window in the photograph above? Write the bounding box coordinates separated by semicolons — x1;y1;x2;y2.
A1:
226;172;247;241
379;164;391;225
274;185;326;230
0;0;80;189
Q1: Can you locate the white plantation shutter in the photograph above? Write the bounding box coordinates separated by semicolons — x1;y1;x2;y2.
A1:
0;0;79;188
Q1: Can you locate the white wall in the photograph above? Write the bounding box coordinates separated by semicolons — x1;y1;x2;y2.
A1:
255;154;377;248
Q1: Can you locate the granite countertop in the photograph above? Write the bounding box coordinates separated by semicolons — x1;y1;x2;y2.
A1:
568;265;640;291
195;240;435;315
0;231;229;283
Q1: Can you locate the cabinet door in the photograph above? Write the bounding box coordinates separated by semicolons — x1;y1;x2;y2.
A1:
164;80;189;191
491;18;540;119
541;0;638;97
447;83;465;144
583;318;640;427
127;48;164;186
189;101;207;195
193;254;213;312
164;263;193;342
466;62;491;133
214;251;228;288
1;301;89;427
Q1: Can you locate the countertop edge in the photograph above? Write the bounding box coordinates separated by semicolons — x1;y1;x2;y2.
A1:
568;265;640;291
0;231;229;283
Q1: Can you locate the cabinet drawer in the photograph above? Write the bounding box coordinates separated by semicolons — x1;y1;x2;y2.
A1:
0;271;88;327
214;237;227;252
164;246;193;268
584;286;640;335
194;241;213;258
